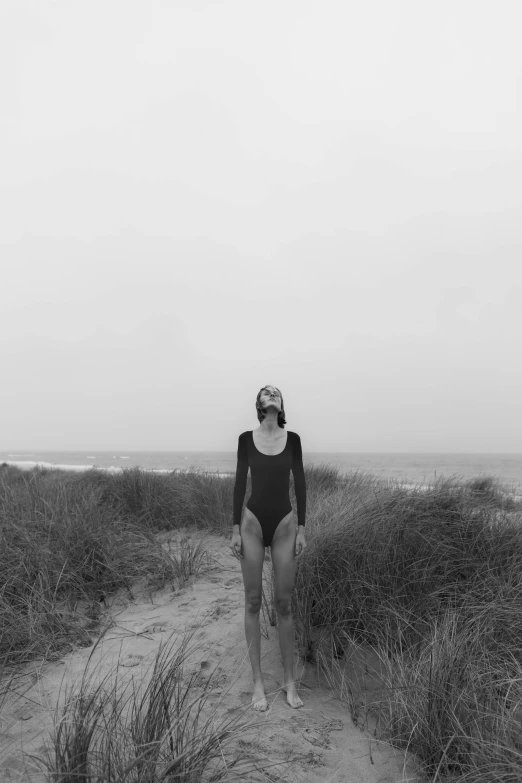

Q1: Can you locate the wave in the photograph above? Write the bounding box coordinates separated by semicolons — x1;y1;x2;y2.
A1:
3;461;99;473
2;462;241;480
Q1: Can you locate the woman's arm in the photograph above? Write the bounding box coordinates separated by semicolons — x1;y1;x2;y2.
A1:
232;432;248;530
292;433;306;530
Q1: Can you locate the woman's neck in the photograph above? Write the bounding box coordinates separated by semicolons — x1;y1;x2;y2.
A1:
259;415;280;437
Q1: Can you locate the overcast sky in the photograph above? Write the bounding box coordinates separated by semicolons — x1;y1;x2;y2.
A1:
1;0;521;453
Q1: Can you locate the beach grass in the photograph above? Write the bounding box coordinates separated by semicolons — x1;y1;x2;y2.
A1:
30;625;301;783
1;461;522;780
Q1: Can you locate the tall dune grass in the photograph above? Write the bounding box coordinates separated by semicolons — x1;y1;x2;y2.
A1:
291;471;522;780
0;466;219;668
31;625;309;782
1;461;522;780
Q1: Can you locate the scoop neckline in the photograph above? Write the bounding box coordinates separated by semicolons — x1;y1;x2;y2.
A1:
250;429;289;457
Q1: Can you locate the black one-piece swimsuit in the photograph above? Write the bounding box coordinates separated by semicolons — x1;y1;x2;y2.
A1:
232;430;306;547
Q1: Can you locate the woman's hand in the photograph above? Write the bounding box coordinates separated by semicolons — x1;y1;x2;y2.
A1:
230;531;243;560
294;529;307;560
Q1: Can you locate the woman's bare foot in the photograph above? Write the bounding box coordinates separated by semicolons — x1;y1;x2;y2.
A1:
251;680;268;711
282;681;303;709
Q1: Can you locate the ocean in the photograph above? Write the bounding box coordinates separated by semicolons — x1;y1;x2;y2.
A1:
2;450;522;492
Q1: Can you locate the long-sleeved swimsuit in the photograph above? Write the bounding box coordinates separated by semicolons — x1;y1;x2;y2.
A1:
232;430;306;547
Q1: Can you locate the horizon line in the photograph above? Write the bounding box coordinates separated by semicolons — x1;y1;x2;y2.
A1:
3;449;522;456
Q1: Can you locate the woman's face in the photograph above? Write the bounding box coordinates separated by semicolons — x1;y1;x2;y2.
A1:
260;386;282;411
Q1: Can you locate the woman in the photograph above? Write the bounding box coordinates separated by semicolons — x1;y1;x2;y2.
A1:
230;385;307;711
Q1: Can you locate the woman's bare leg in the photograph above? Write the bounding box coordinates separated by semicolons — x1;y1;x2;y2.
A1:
239;510;268;710
270;511;303;708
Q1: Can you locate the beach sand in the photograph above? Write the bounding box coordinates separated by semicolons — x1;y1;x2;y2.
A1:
0;527;425;783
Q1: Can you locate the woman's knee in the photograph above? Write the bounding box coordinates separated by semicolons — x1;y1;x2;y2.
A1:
245;591;262;614
274;595;292;616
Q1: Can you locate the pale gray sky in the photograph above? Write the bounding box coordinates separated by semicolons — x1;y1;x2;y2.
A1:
1;0;521;452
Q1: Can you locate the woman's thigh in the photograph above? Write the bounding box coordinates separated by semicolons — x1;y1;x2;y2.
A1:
270;510;298;602
239;508;266;603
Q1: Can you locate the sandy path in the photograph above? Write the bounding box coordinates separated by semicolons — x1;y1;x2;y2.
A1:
0;528;425;782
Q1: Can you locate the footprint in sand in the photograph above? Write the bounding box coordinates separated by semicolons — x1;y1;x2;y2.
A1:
190;664;227;690
210;605;231;618
120;654;145;667
188;598;239;628
11;703;44;721
320;717;343;732
136;621;172;635
302;728;332;749
179;598;197;611
210;598;240;618
306;750;324;768
188;616;211;629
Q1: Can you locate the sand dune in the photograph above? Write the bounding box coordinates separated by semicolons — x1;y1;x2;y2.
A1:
0;528;425;782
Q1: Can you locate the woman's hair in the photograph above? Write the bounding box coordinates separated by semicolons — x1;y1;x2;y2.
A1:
255;385;287;428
